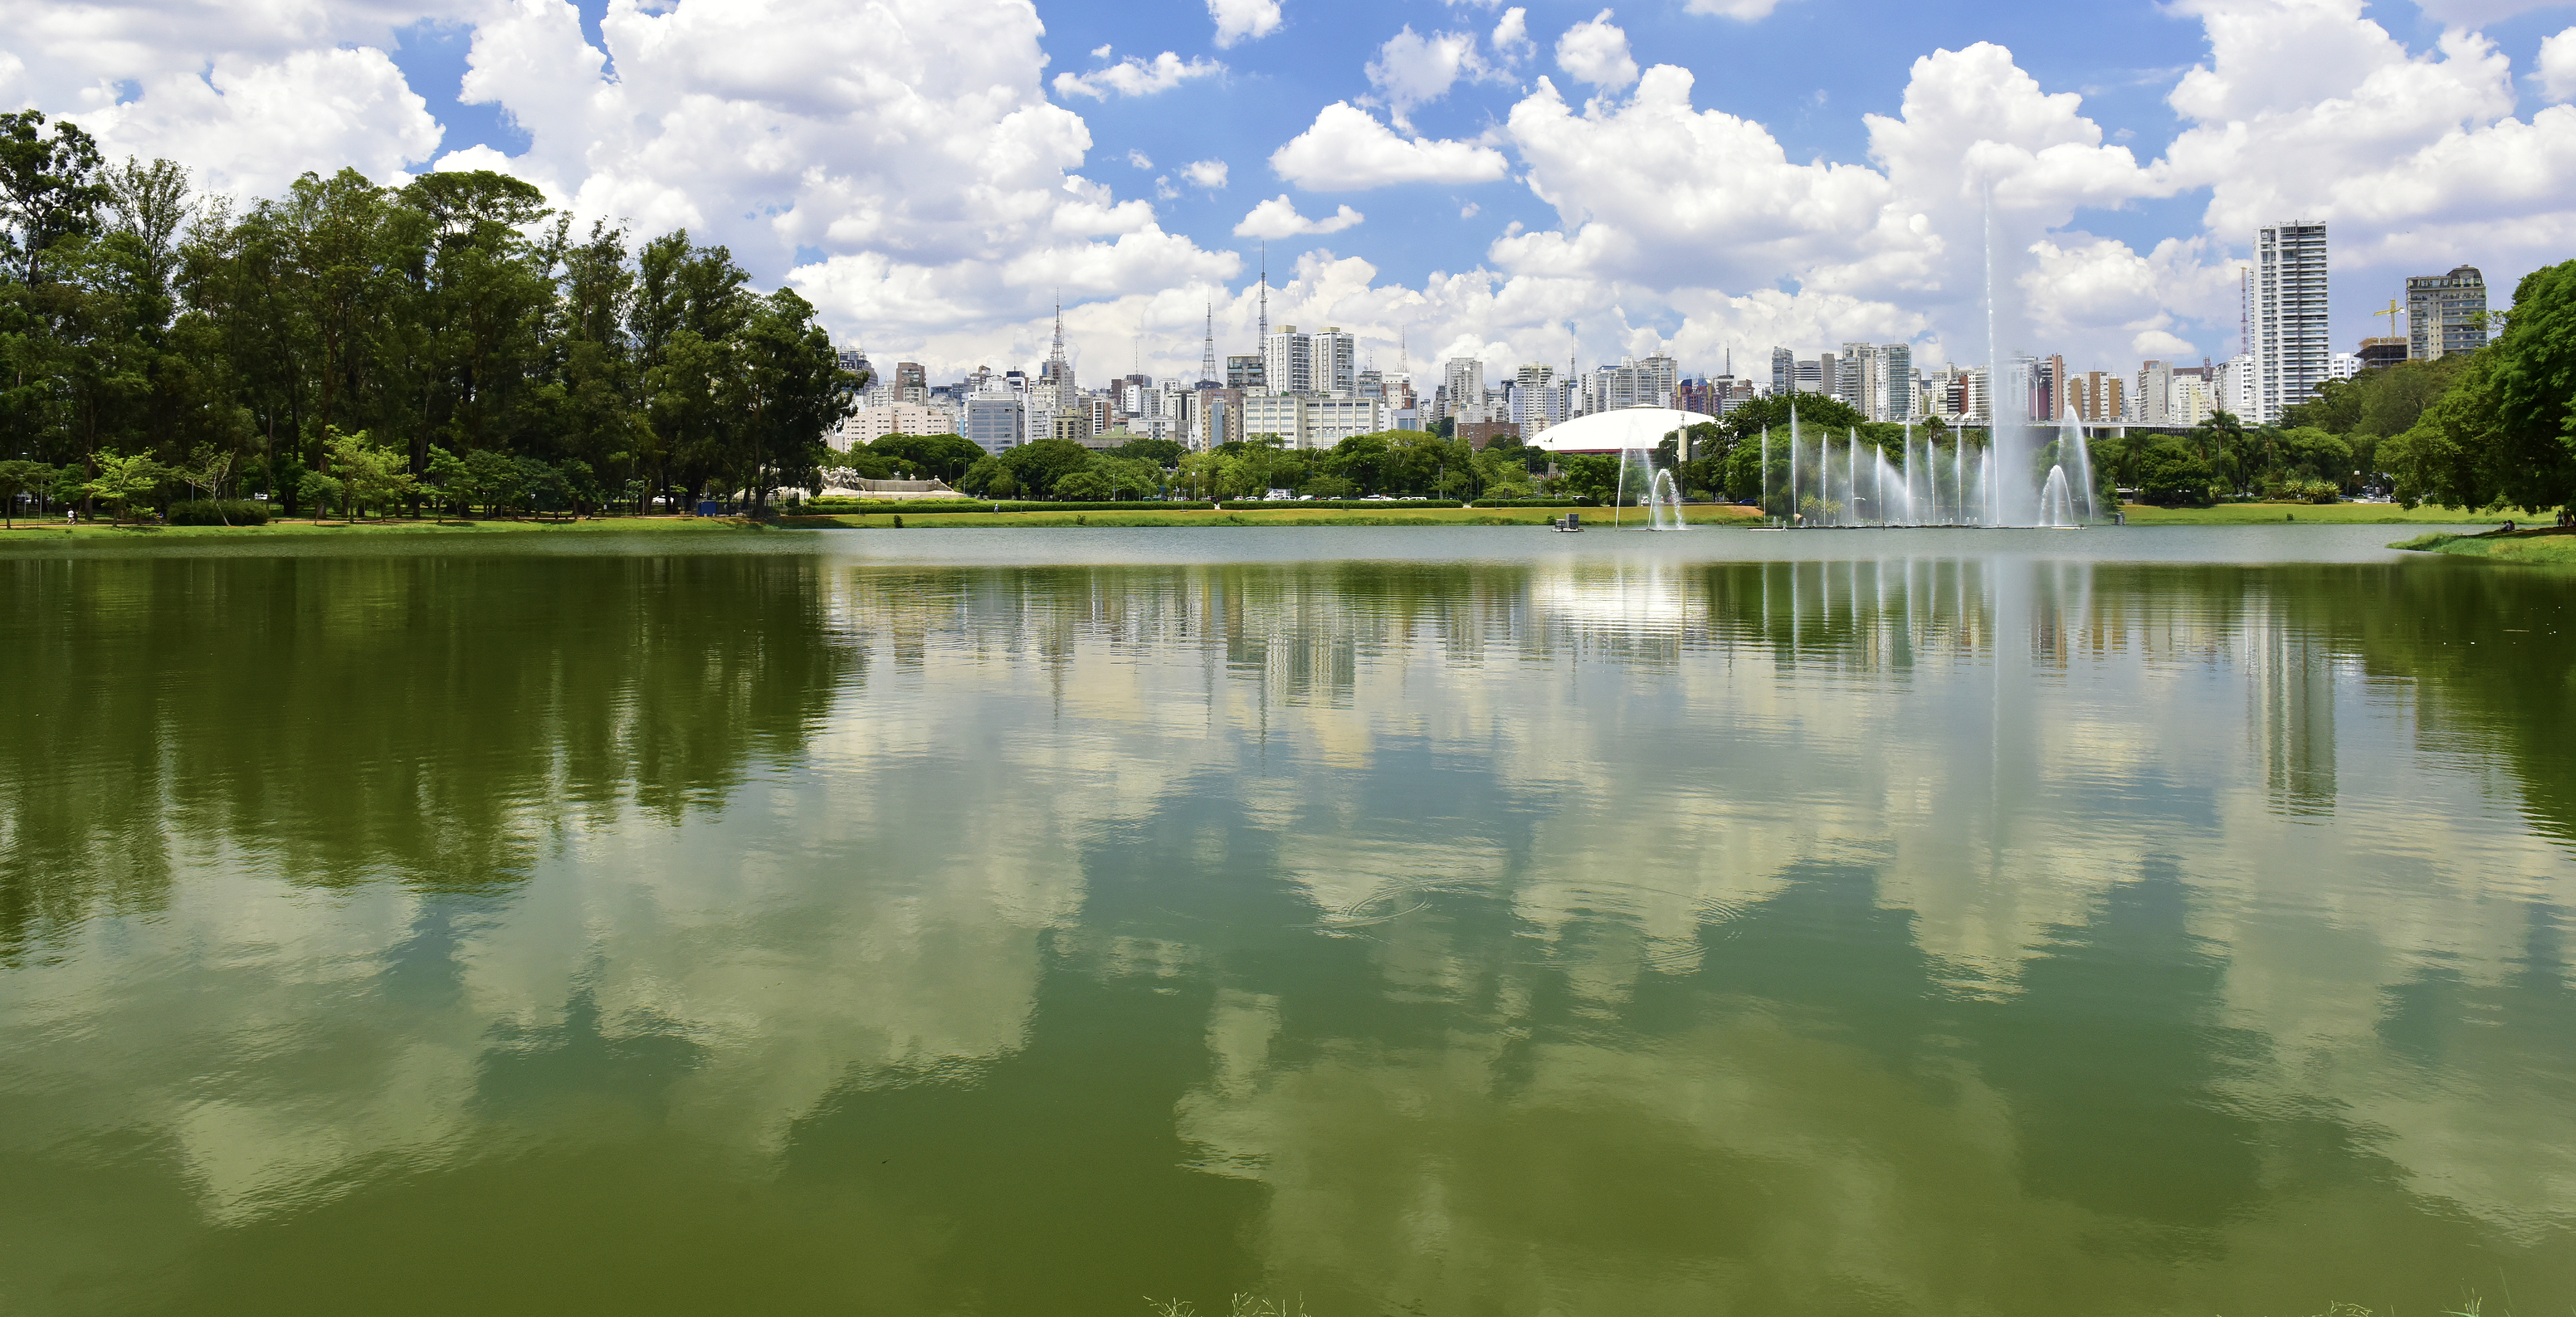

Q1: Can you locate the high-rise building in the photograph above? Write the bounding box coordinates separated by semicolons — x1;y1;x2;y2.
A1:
2134;360;2173;424
1227;354;1265;391
2406;266;2489;360
2066;370;2123;422
1039;298;1076;409
1514;363;1561;430
1770;346;1795;397
1880;344;1912;422
1312;326;1356;397
1442;358;1485;423
2358;337;2408;371
1264;325;1312;395
1837;344;1876;417
963;393;1024;456
2248;221;2330;422
1818;352;1838;402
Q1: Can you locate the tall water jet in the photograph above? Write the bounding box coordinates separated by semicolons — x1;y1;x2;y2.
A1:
2038;465;2075;528
1982;186;2035;527
2060;403;2096;522
1788;406;1802;524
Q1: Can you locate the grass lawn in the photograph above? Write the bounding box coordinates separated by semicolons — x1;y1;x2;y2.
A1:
2391;526;2576;563
2117;501;2508;524
781;504;1767;529
0;515;778;540
0;504;1769;542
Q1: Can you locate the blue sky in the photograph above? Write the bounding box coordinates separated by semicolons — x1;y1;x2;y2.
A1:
22;0;2576;378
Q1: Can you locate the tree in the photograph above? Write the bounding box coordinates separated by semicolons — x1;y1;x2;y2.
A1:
1555;454;1622;504
1111;437;1184;468
324;427;415;519
1052;469;1114;500
0;111;108;285
999;438;1096;499
872;432;984;483
0;458;53;527
296;469;344;522
2135;438;2217;507
2383;260;2576;513
81;447;165;523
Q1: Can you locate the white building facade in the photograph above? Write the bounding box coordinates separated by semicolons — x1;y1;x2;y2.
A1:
2247;221;2330;423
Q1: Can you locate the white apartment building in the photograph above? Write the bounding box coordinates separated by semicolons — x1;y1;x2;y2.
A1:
2170;374;2216;426
1440;358;1486;424
1264;326;1315;396
2247;221;2330;422
1241;394;1388;450
1580;355;1678;415
1312;327;1356;397
2216;355;2257;419
838;402;959;448
2134;360;2174;424
1513;364;1563;431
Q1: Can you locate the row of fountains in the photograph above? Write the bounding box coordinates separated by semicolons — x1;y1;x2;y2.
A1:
1609;404;2100;531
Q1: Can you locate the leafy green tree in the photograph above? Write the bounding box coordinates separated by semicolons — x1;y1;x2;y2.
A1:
1110;437;1184;468
2383;260;2576;512
1554;453;1622;504
80;447;165;523
0;110;109;285
324;427;414;519
871;432;984;483
999;438;1095;499
296;469;344;521
2135;438;2217;507
0;457;53;526
1052;468;1115;500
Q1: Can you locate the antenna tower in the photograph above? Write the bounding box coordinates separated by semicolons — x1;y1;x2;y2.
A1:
1200;303;1217;383
1257;242;1268;343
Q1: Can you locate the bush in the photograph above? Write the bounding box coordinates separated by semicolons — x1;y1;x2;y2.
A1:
799;500;1216;515
1469;497;1596;507
164;499;272;526
1216;499;1463;510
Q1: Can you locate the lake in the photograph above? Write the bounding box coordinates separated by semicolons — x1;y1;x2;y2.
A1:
2;525;2572;1316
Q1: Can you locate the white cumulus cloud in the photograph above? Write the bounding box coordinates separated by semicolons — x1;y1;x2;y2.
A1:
1271;101;1510;190
1682;0;1788;17
1208;0;1283;48
1554;11;1639;91
1491;8;1534;65
2537;26;2576;102
1182;159;1230;189
1234;195;1364;239
1368;27;1485;128
1053;51;1222;100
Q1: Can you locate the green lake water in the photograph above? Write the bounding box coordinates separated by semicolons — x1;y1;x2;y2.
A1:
2;525;2572;1316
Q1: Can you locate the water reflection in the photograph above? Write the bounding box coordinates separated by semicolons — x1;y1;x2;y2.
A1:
0;548;2571;1316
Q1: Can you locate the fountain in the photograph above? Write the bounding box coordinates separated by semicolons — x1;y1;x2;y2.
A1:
1612;445;1689;530
1765;401;2089;529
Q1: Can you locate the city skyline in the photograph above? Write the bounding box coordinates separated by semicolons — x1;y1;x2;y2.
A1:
32;0;2566;389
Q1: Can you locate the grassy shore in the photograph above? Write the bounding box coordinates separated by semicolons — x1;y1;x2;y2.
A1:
0;515;774;540
783;504;1765;529
0;504;1764;540
2117;501;2507;524
2392;526;2576;563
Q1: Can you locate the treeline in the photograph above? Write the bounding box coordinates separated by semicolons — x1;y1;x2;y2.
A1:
842;429;1548;503
0;111;854;519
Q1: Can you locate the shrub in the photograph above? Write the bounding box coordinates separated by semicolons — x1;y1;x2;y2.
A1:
1469;497;1596;507
164;499;272;526
1215;499;1463;510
